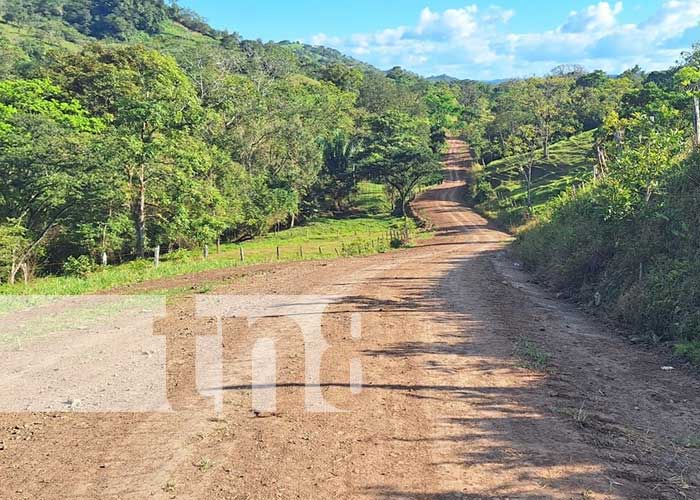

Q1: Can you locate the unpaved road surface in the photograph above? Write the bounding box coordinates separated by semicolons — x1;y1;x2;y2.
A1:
1;140;699;499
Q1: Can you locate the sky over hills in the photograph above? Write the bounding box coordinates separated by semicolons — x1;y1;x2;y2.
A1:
180;1;700;79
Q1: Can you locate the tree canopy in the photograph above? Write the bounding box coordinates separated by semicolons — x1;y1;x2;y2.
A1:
0;3;452;282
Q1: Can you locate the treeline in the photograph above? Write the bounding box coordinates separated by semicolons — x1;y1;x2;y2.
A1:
0;5;456;284
1;0;171;39
441;65;649;215
458;65;641;164
489;48;700;363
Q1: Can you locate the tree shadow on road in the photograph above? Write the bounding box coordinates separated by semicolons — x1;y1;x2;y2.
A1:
215;243;698;499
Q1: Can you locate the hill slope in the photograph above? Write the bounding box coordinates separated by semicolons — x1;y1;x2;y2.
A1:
470;130;596;229
0;1;377;79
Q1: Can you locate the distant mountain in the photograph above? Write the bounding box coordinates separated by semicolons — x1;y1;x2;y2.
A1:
278;41;380;74
427;74;460;83
427;74;510;85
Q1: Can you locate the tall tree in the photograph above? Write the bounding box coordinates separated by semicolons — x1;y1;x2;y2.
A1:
315;131;358;211
0;79;103;281
506;124;539;211
359;112;440;217
52;45;202;257
675;65;700;149
524;77;576;159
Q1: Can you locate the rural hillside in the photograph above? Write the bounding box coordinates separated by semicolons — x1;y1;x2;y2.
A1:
1;1;700;499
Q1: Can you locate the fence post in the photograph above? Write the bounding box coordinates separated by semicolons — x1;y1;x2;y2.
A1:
319;246;323;256
101;251;108;267
240;246;245;262
299;246;304;258
154;245;160;268
276;246;280;260
204;245;209;259
216;238;221;254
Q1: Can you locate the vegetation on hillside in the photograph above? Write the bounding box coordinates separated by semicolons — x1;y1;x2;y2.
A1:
460;50;700;363
0;1;459;289
445;65;635;230
471;130;595;229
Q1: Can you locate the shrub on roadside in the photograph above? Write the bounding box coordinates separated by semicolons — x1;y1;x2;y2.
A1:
62;255;96;278
515;153;700;362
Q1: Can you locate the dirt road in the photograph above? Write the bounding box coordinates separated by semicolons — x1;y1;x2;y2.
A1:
1;140;699;499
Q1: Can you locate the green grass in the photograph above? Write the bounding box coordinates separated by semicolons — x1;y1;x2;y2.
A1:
349;182;393;215
674;341;700;365
0;18;216;57
147;20;219;52
678;435;700;449
0;19;90;52
0;184;427;296
475;131;596;229
514;337;552;371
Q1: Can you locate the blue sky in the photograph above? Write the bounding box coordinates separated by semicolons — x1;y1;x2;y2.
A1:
179;1;700;79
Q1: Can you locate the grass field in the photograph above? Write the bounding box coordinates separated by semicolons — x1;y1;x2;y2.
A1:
0;183;426;296
474;131;596;230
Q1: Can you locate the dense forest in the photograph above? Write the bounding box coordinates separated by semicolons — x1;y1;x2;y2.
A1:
0;0;462;283
454;51;700;363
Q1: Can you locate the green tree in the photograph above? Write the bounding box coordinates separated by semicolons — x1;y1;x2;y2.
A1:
524;77;576;159
321;63;364;93
53;45;203;257
209;72;355;228
0;79;104;281
315;131;358;211
359;112;440;217
0;220;30;284
608;111;686;206
505;124;539;210
425;84;464;131
675;65;700;149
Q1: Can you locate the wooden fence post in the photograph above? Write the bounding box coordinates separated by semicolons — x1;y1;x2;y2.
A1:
154;245;160;268
101;251;108;267
240;246;245;262
216;238;221;254
276;246;280;260
204;245;209;259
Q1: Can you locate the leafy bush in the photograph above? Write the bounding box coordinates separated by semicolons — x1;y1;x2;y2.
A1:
63;255;95;277
675;342;700;365
473;180;496;204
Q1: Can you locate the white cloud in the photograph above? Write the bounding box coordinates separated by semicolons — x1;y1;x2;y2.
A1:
307;1;700;79
639;0;700;39
561;2;623;33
